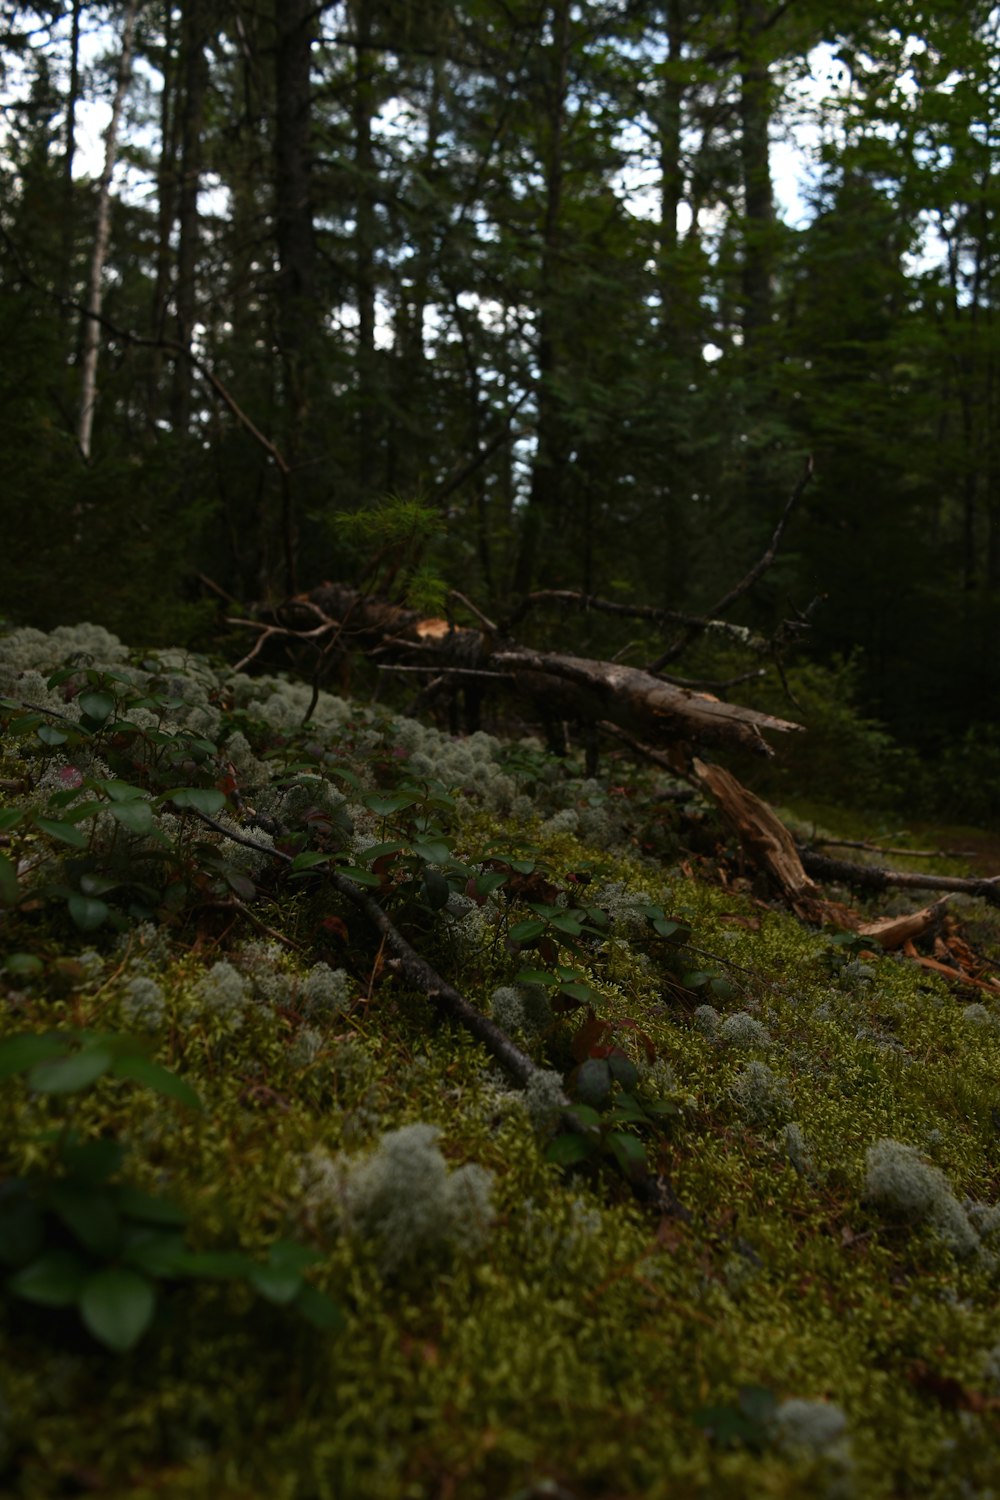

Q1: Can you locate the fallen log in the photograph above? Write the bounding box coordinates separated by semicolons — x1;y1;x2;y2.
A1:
237;584;803;760
798;848;1000;908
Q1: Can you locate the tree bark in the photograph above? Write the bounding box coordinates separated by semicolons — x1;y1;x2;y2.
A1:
76;0;139;460
172;0;210;437
274;0;318;594
513;0;572;596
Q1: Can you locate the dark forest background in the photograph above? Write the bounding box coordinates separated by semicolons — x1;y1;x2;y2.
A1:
2;0;1000;817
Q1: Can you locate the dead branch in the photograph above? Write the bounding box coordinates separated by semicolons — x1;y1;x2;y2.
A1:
691;758;817;901
798;848;1000;908
187;808;686;1216
814;837;976;861
648;457;814;672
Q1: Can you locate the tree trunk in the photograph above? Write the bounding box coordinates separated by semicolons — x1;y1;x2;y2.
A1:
171;0;209;437
513;0;572;597
76;0;139;460
61;0;82;300
737;0;774;372
274;0;318;594
353;0;378;499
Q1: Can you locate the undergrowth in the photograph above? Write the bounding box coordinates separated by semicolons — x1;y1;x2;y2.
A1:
1;624;1000;1498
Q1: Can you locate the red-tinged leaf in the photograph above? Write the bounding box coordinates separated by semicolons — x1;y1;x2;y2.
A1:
571;1010;612;1065
321;915;349;942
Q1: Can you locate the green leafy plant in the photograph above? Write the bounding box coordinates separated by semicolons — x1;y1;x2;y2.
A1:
0;1031;341;1351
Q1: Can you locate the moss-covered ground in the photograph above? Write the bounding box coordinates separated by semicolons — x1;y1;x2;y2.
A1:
2;626;1000;1498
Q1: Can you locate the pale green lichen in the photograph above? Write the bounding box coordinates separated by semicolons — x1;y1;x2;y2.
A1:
719;1011;771;1049
864;1139;980;1256
732;1060;792;1126
338;1123;493;1275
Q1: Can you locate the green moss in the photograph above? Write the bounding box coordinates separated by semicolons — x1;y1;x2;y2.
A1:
4;629;1000;1497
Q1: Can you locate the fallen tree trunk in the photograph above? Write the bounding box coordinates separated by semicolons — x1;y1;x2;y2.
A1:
798;848;1000;908
238;584;803;760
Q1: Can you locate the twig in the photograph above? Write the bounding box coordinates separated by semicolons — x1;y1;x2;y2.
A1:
185;806;687;1216
814;837;975;861
646;457;814;673
449;589;497;634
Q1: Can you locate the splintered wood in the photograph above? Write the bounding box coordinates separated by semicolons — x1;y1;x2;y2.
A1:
690;758;817;904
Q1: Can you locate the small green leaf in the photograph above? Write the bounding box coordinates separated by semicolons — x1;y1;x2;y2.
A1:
8;1249;88;1306
421;868;450;909
33;816;87;849
29;1047;114;1094
114;1185;188;1226
0;1032;66;1078
565;1103;602;1131
249;1263;303;1305
78;691;116;725
548;913;583;935
363;792;420;816
4;953;43;980
355;841;407;861
337;865;382;887
514;968;559;988
475;871;508;898
709;976;737;1001
577;1058;613;1109
111;1057;201;1110
290;851;332;873
110;800;155;835
293;1283;344;1330
267;1240;322;1273
652;917;683;939
48;1182;122;1257
60;1139;126;1184
79;1267;156;1351
97;779;147;802
509;919;547;943
37;725;68;746
0;808;23;831
0;1189;44;1266
558;982;594;1003
175;1250;256;1279
122;1228;188;1276
682;971;712;990
164;787;227;815
607;1053;639;1091
0;853;20;906
58;800;105;824
545;1133;595;1166
606;1132;648;1174
412;839;451;865
67;894;110;931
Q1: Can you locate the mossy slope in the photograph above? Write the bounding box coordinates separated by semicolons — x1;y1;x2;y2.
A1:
1;626;1000;1499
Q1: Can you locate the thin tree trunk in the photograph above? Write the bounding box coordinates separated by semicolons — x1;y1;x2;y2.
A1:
61;0;82;298
737;0;774;371
76;0;139;460
513;0;572;596
148;2;179;430
353;0;378;498
657;0;685;339
172;0;209;436
274;0;318;595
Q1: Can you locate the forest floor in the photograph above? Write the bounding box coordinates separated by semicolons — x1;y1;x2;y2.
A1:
2;624;1000;1500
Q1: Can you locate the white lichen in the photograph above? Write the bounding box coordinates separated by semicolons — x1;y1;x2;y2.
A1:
719;1012;771;1049
864;1139;980;1256
339;1123;493;1275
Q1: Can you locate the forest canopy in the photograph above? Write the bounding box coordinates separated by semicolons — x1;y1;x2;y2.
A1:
1;0;999;792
